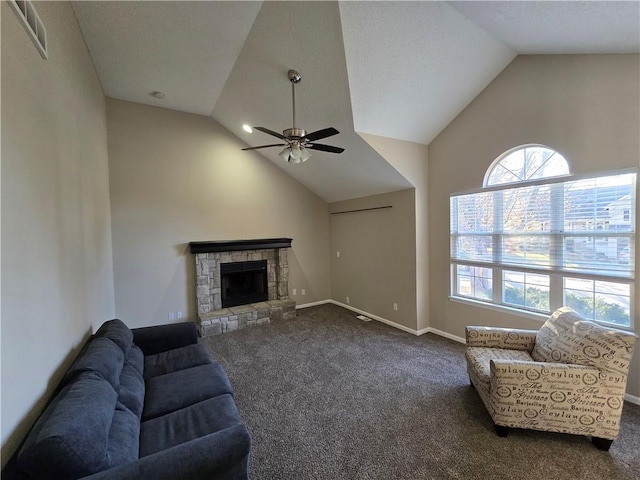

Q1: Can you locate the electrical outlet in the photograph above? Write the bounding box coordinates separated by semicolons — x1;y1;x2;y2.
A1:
393;303;398;311
301;289;306;296
168;312;175;321
337;251;340;258
292;288;297;295
177;311;183;319
346;296;350;304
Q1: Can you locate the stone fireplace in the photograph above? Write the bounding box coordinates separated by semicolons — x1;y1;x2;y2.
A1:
189;238;296;336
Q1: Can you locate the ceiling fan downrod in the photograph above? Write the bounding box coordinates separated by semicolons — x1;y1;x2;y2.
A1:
287;69;304;138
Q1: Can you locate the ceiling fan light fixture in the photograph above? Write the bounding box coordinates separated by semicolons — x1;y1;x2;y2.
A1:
300;147;311;162
279;146;291;161
242;124;253;133
290;143;302;161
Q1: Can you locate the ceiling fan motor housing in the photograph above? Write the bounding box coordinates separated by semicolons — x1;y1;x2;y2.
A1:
283;128;306;140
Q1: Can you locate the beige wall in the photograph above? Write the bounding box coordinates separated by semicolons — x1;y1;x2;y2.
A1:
359;134;429;331
107;99;331;327
330;189;417;330
1;1;115;464
428;54;640;397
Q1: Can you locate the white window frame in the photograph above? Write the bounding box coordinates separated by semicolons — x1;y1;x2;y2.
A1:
450;162;636;330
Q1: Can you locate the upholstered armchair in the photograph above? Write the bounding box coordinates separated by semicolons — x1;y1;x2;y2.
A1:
465;307;637;451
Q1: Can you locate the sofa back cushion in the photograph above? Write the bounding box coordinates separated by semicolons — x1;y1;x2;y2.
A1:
108;404;140;466
118;362;145;418
64;337;124;390
95;319;134;356
532;307;637;376
17;372;124;479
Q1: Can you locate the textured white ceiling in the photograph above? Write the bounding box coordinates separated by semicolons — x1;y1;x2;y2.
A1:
72;1;261;115
451;1;640;54
72;1;640;202
340;1;515;145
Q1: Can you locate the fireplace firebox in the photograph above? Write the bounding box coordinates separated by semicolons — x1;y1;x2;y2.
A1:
221;260;268;308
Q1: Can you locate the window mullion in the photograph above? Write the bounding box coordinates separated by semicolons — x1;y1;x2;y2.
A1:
493;190;503;304
549;183;564;311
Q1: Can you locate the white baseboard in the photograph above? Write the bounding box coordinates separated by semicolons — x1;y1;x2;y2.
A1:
298;300;640;403
295;299;332;309
625;393;640;406
329;300;422;336
426;327;466;344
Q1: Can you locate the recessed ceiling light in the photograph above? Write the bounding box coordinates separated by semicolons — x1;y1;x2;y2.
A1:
242;124;253;133
149;91;165;99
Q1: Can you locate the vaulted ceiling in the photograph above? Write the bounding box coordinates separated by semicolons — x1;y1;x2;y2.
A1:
72;1;640;202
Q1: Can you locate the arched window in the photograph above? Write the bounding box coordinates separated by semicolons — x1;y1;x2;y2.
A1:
484;144;569;186
450;145;635;328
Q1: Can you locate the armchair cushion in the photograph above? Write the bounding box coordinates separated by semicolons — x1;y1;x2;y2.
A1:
466;347;534;387
531;307;637;378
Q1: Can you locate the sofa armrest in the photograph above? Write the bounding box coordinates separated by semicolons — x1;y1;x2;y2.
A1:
82;424;251;480
132;322;199;355
466;326;537;351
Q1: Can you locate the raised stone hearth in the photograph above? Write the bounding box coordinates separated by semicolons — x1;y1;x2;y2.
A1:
189;239;296;337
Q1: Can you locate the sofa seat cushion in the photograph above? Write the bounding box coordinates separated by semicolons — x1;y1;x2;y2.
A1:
139;394;244;457
64;337;124;389
465;347;533;388
17;372;120;480
142;363;233;421
143;343;212;380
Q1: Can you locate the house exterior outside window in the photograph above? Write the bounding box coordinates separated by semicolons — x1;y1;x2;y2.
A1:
450;144;636;329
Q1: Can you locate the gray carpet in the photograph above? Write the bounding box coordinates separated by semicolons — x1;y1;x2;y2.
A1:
200;303;640;480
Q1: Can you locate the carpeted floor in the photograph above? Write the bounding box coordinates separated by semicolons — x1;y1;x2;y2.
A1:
200;303;640;480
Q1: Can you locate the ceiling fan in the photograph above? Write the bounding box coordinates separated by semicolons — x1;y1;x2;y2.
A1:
242;69;345;163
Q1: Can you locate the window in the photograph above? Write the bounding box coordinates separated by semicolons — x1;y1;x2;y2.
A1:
450;144;636;328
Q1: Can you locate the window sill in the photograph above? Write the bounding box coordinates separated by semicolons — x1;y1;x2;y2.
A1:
448;296;634;332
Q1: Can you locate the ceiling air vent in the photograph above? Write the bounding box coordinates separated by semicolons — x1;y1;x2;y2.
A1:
8;0;48;59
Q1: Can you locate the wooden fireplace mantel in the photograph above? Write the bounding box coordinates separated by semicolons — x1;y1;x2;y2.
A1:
188;238;293;254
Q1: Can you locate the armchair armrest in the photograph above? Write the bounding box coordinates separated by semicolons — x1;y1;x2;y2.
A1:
489;360;625;439
82;424;251;480
490;359;602;388
132;322;198;355
466;326;537;351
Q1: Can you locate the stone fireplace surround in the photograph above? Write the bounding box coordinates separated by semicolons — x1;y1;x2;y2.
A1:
189;238;296;336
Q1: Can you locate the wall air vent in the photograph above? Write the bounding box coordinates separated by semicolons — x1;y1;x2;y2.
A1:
8;0;48;59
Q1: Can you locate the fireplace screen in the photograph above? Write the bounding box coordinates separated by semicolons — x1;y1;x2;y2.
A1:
220;260;268;308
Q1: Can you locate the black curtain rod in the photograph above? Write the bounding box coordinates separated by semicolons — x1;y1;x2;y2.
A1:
330;205;393;215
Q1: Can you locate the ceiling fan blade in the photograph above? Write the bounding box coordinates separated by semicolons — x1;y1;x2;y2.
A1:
304;127;340;142
241;143;286;151
254;127;287;140
307;143;345;154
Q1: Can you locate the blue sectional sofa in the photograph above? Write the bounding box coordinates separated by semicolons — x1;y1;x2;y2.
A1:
7;319;251;479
